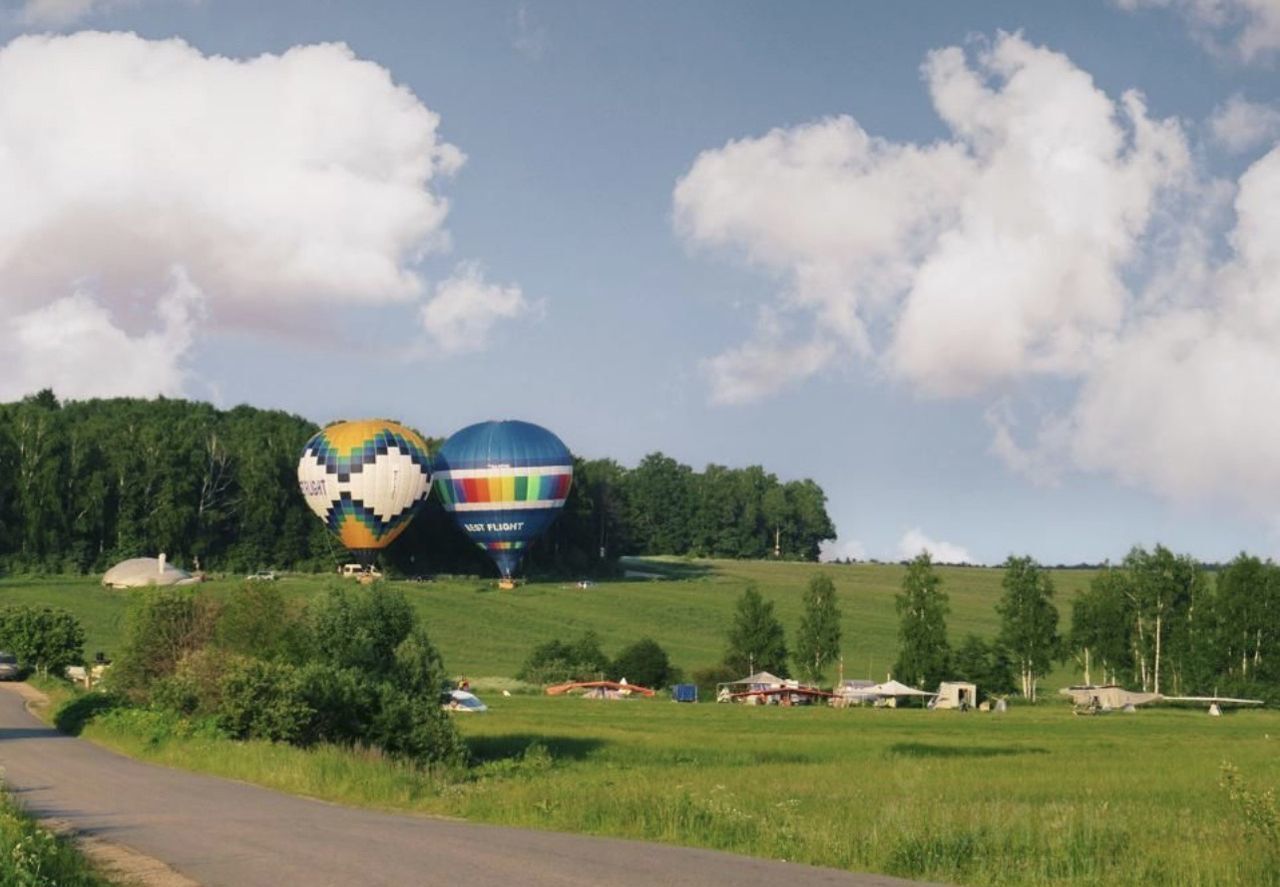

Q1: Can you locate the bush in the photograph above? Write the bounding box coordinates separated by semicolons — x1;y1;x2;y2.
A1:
610;638;680;688
109;589;219;698
217;659;313;743
366;683;467;767
151;648;242;716
217;582;307;662
53;691;125;736
516;631;610;685
295;664;378;747
308;585;415;678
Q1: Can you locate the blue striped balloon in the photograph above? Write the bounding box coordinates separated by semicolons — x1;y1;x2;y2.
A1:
434;421;573;581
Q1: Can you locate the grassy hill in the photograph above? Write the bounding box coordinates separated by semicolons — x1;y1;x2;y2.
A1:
0;558;1099;686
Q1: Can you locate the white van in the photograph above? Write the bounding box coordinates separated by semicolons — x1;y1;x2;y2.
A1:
338;564;382;579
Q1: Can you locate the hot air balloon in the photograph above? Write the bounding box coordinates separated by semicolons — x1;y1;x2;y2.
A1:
297;419;433;570
434;420;573;588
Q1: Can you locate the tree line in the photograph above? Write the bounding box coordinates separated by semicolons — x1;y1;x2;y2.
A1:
684;546;1280;705
0;392;836;576
895;547;1280;704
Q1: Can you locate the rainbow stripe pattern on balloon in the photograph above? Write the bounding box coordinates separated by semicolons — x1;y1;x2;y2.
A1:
434;420;573;580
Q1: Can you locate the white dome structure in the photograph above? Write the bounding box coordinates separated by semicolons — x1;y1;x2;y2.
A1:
102;554;198;589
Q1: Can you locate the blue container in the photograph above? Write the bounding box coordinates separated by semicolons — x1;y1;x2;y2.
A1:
672;683;698;703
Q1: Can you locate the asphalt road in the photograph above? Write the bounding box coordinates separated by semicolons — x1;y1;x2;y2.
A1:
0;686;926;887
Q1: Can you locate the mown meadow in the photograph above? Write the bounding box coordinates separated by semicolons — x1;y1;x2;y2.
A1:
0;558;1099;683
8;559;1280;885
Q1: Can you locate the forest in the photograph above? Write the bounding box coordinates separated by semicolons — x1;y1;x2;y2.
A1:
0;392;836;577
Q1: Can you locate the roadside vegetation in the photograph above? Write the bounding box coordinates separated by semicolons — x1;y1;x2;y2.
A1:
0;788;114;887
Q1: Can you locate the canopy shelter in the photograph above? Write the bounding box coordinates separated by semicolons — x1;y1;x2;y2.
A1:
859;679;937;708
716;671;787;702
832;679;878;707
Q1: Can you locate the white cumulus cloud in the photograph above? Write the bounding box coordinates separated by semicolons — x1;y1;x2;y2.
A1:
1115;0;1280;63
896;528;975;565
1210;94;1280;153
675;30;1280;522
0;31;471;400
419;262;532;355
676;32;1188;400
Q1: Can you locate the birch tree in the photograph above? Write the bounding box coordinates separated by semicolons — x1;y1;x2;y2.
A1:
996;556;1059;702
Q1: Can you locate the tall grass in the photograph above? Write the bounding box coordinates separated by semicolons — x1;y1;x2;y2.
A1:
66;691;1280;886
0;789;114;886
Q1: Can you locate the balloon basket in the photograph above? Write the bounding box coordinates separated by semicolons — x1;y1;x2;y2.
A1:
498;578;517;590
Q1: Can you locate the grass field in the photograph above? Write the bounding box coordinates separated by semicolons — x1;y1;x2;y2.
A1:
59;688;1280;885
12;559;1280;885
0;558;1099;686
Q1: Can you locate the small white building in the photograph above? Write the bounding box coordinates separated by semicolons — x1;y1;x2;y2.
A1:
933;681;978;710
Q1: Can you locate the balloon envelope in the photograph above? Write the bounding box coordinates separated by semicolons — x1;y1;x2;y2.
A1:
297;420;433;565
434;420;573;579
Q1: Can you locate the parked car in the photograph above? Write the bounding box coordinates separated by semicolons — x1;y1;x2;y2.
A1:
338;564;382;579
246;570;277;581
0;652;19;681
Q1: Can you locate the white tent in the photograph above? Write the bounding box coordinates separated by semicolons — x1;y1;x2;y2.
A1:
102;555;199;589
716;671;788;702
861;679;937;707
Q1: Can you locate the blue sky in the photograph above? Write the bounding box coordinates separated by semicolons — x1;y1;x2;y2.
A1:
1;1;1278;565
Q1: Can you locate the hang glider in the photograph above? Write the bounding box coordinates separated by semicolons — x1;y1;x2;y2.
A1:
1062;684;1264;714
545;680;656;698
726;685;835;705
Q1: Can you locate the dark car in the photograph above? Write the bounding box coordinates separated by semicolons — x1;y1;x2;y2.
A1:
0;652;19;681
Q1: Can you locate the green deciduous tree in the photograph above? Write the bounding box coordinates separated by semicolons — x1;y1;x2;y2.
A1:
893;553;950;691
996;556;1060;702
1215;554;1280;690
794;573;841;684
610;638;678;689
1124;545;1209;694
0;606;85;678
1069;567;1134;686
951;634;1017;699
724;585;789;677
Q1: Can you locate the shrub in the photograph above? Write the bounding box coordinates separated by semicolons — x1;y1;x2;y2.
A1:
109;589;219;698
217;659;313;743
53;691;125;736
516;631;610;684
217;582;307;662
295;663;378;747
308;586;415;678
366;683;467;767
610;638;679;688
151;648;242;716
